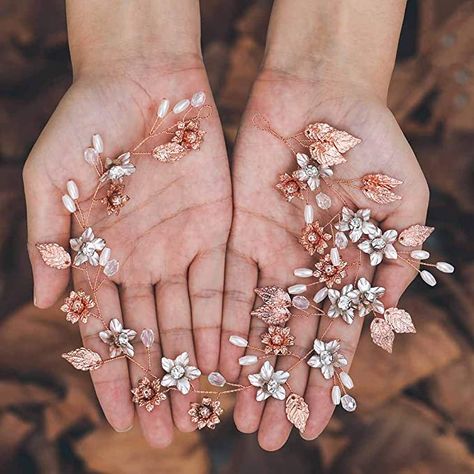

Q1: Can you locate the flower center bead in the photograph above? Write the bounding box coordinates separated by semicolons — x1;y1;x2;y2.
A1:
271;335;283;345
320;350;334;365
308;232;319;243
338;296;352;311
371;237;386;250
171;365;185;380
142;387;154;399
118;332;129;345
199;406;211;418
82;242;97;257
266;379;279;394
350;217;363;230
365;291;375;302
305;165;318;177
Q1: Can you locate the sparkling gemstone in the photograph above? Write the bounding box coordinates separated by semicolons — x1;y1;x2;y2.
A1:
171;365;185;379
316;192;332;209
118;332;129;345
371;238;386;250
320;351;333;365
82;242;97;257
208;371;226;387
341;394;357;412
103;259;119;277
292;295;310;310
349;217;363;230
140;329;155;348
337;296;352;311
335;231;348;249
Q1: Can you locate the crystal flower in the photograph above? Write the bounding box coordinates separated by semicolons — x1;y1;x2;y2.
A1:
293;153;333;191
335;207;377;242
131;377;167;412
358;228;398;266
248;361;290;401
172;119;205;150
60;290;95;324
101;182;130;215
276;173;307;202
100;152;136;182
161;352;201;395
99;318;137;357
261;326;295;355
307;339;348;379
327;284;359;324
355;277;385;316
188;397;223;430
299;221;332;255
70;227;106;266
313;253;347;288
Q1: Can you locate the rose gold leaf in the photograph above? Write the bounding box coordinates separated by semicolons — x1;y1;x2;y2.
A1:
309;141;345;166
255;286;291;307
362;174;402;189
62;347;103;371
398;225;435;247
362;188;402;204
36;243;71;269
361;174;403;204
152;142;186;162
285;393;309;433
251;304;291;326
305;123;361;154
370;318;395;353
384;307;416;334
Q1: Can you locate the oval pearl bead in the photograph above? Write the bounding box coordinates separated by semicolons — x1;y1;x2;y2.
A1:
66;180;79;200
331;385;341;405
173;99;190;114
92;134;104;153
84;147;99;165
62;195;76;213
157;98;170;118
436;262;454;273
191;91;206;107
339;371;354;389
229;335;248;348
304;204;314;224
410;250;430;260
330;247;341;266
294;268;313;278
239;355;258;366
99;247;111;266
313;287;328;303
420;270;437;286
288;284;307;295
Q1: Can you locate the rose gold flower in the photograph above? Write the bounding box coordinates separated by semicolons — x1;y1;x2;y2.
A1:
275;173;307;202
172;119;205;150
131;377;167;412
101;183;130;215
261;326;295;355
60;290;95;324
188;397;223;429
313;254;348;288
299;222;332;256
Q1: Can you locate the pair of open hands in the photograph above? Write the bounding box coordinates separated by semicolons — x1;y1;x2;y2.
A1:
23;60;429;450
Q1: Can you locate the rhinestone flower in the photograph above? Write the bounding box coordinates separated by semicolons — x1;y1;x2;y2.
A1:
99;318;137;357
358;228;398;266
131;377;167;412
327;284;359;324
299;221;332;256
188;397;223;430
355;277;385;316
335;207;377;243
101;182;130;215
261;326;295;355
307;339;348;379
70;227;106;266
293;153;333;191
100;152;136;182
60;290;95;324
172;119;205;150
161;352;201;395
248;361;290;401
276;173;307;202
313;253;348;288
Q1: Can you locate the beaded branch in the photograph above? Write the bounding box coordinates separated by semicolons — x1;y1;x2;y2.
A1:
36;100;455;435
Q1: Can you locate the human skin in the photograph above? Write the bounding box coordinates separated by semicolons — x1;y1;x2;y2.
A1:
23;0;232;447
219;0;429;451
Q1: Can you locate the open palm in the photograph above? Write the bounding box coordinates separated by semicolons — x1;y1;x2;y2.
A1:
24;65;232;446
220;71;429;450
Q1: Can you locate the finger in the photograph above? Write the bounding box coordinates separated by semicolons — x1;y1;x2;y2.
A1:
155;275;198;432
188;245;226;374
220;241;258;382
73;270;135;432
120;283;173;448
24;159;71;308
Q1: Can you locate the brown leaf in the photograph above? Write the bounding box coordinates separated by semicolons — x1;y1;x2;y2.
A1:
36;242;71;269
370;318;395;353
152;142;186;162
384;307;416;334
62;348;103;371
361;174;403;204
398;224;435;247
285;393;309;433
305;122;361;154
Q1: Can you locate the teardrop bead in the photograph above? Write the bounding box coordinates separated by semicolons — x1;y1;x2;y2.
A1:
335;231;348;249
140;329;155;348
316;192;332;209
99;247;111;266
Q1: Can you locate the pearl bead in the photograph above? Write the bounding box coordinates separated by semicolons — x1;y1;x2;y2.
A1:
288;284;307;295
92;134;104;153
294;268;313;278
62;195;76;213
66;180;79;200
157;98;170;118
173;99;190;114
191;91;206;107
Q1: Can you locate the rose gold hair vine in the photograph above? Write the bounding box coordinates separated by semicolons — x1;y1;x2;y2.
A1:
221;114;456;433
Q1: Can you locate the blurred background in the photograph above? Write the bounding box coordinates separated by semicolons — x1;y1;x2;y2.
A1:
0;0;473;472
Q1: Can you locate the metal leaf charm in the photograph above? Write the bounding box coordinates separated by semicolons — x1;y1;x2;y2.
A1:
370;318;395;353
361;174;402;204
398;224;434;247
285;393;309;433
384;308;416;334
305;123;361;154
251;304;291;326
152;141;186;162
62;347;103;371
309;141;345;166
255;286;291;307
36;243;71;269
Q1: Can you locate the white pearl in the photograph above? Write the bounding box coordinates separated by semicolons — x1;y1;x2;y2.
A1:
420;270;437;286
239;355;258;366
436;262;454;273
339;371;354;389
410;250;430;260
330;247;341;266
304;204;314;224
294;268;313;278
331;385;341;405
66;180;79;200
62;195;76;213
99;247;111;266
157;98;170;118
288;284;307;295
191;91;206;107
92;134;104;153
84;147;99;165
173;99;190;114
229;335;248;348
313;287;328;303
